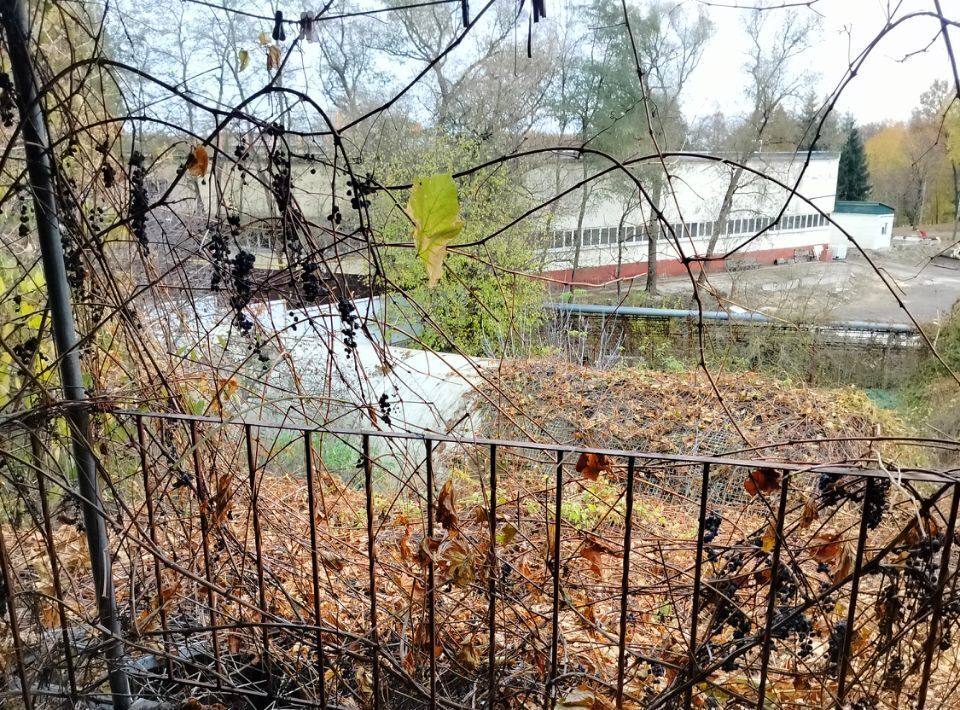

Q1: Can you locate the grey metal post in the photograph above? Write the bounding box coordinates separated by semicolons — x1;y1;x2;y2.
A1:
0;2;131;707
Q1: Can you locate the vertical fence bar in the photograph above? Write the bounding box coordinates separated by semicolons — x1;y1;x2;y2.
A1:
0;3;131;703
303;432;327;707
0;515;33;710
31;432;78;702
425;438;437;710
136;417;174;680
684;462;711;709
616;457;637;709
756;473;790;708
917;483;960;710
190;419;222;689
836;477;875;702
363;434;381;707
244;425;271;675
488;443;498;707
546;449;563;708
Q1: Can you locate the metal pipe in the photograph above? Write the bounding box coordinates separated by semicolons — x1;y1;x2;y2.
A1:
548;302;917;334
0;3;131;707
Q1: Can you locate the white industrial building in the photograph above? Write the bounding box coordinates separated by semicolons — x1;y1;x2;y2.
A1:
829;201;895;255
537;151;876;285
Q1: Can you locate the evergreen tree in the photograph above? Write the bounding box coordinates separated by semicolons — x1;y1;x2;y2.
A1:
837;123;871;201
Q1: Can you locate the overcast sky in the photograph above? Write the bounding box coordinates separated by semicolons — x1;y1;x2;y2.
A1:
680;0;956;125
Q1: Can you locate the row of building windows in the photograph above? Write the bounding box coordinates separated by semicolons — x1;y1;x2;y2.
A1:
549;213;830;250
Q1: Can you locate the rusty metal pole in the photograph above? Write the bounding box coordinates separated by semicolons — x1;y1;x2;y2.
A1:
0;1;131;707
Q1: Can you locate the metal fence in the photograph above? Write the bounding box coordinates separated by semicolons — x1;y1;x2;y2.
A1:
0;409;958;709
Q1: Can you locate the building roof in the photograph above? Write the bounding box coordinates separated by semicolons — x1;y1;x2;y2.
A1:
833;201;895;216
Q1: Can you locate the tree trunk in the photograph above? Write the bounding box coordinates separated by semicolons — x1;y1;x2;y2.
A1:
616;211;628;298
697;165;744;287
645;179;663;294
952;161;959;245
570;162;591;291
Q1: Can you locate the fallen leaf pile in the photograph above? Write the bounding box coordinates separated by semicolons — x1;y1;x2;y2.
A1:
0;392;949;709
475;359;918;467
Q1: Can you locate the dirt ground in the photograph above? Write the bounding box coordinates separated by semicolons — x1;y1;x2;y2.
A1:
652;235;960;325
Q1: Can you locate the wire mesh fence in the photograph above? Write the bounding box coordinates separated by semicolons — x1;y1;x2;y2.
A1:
0;408;958;708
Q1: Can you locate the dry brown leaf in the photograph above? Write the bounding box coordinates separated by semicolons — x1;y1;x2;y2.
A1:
744;468;781;497
456;636;483;669
810;532;843;563
581;540;606;576
470;504;488;525
436;479;458;531
416;534;441;569
397;515;412;563
318;549;345;571
181;699;226;710
267;44;281;71
546;522;557;566
185;145;208;177
800;495;818;529
576;452;610;481
557;687;598;708
832;543;853;583
440;538;476;588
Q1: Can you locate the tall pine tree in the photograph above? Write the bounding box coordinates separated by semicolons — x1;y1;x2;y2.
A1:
837;122;871;201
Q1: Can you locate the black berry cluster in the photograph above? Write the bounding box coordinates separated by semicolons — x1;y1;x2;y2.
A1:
877;584;901;639
346;173;374;210
0;72;16;127
703;511;721;543
17;189;30;238
338;299;358;357
883;653;903;689
301;261;327;302
378;393;392;426
771;607;814;658
207;214;238;292
903;533;942;599
12;336;42;364
863;477;891;529
776;564;799;604
827;620;847;674
229;249;256;334
818;474;891;529
327;204;342;226
128;151;149;252
95;142;116;189
939;598;960;650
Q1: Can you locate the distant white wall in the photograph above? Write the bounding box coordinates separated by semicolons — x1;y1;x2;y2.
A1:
830;213;894;251
534;152;840;271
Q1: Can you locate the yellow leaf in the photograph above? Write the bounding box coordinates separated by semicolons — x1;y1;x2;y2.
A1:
761;523;776;553
258;32;270;46
497;522;518;547
406;174;465;287
238;49;250;71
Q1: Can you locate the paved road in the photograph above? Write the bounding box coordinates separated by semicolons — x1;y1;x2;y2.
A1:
653;244;960;325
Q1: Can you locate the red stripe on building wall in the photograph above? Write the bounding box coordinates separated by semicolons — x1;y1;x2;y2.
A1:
540;245;832;287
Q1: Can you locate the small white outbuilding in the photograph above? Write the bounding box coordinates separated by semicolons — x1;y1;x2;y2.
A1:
830;201;895;254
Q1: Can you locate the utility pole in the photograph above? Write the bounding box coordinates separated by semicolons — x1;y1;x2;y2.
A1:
0;1;131;707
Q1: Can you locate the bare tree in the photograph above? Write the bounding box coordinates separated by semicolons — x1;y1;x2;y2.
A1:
315;8;387;120
697;8;819;286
